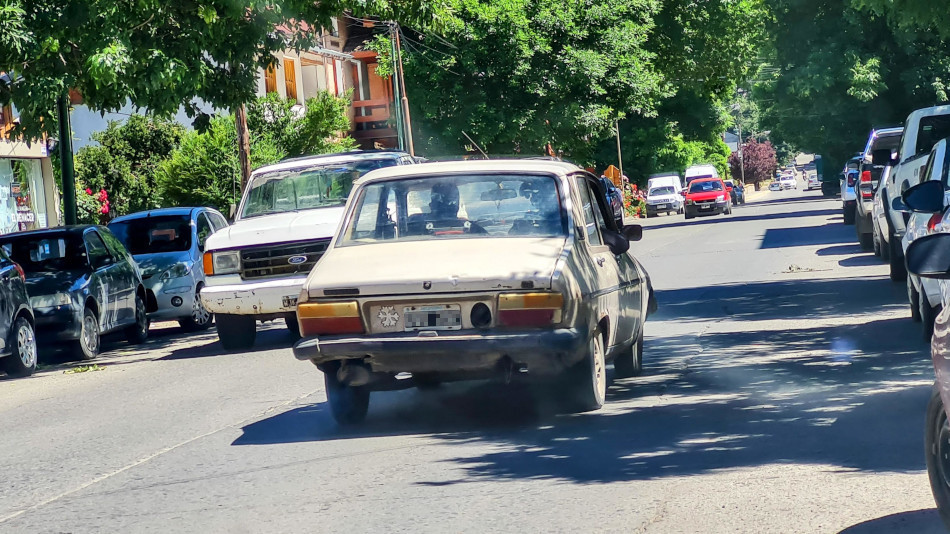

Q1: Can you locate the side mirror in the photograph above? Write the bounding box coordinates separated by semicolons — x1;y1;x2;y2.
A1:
726;185;733;192
603;229;630;255
871;149;896;166
622;224;643;242
906;233;950;279
902;180;945;213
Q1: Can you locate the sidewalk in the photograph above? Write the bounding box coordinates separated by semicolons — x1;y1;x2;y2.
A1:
744;185;769;203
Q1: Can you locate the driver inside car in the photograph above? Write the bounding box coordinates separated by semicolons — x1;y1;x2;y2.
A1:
509;179;561;235
407;182;487;236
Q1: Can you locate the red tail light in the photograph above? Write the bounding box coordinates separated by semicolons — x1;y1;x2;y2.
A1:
928;213;943;232
498;293;564;327
297;301;365;337
860;171;871;183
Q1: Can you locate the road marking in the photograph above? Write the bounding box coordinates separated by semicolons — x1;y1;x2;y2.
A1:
0;388;322;525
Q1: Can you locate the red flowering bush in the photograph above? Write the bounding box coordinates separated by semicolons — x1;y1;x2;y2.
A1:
76;183;111;224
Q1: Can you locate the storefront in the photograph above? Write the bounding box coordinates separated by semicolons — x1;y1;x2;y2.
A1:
0;139;60;236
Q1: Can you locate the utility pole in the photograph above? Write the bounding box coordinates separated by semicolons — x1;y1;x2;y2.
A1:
57;95;77;225
393;25;415;156
235;104;251;192
389;29;405;152
615;120;624;182
737;119;745;186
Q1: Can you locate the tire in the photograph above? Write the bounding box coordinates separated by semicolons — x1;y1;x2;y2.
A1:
564;334;607;412
215;314;257;351
76;307;100;361
324;365;370;425
909;278;923;322
889;235;907;282
857;230;873;251
1;317;37;377
843;205;856;225
614;329;643;378
179;288;213;332
872;220;882;257
922;300;940;342
286;314;301;339
925;387;950;530
881;223;892;261
125;294;149;344
685;212;694;220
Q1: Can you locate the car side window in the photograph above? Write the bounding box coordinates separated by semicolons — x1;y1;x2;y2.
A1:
196;213;213;250
922;152;936;183
84;232;111;269
99;228;130;261
575;178;603;246
209;212;228;230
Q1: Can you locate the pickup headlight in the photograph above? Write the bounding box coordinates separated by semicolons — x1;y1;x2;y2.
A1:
30;292;71;309
160;263;193;281
204;250;240;276
716;194;726;202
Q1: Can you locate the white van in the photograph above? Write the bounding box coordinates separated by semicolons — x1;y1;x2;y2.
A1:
685;164;719;185
646;173;684;217
647;173;682;193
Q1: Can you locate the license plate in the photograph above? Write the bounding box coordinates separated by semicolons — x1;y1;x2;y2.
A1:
282;295;298;308
404;304;462;331
657;204;668;209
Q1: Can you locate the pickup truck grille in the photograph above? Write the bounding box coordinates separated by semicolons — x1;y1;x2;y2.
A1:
240;240;331;280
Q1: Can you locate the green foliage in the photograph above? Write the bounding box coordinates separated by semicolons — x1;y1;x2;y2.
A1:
156;115;282;214
74;115;184;216
0;0;452;139
364;34;396;78
247;91;358;158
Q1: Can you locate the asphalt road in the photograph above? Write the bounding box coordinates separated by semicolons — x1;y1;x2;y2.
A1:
0;187;943;533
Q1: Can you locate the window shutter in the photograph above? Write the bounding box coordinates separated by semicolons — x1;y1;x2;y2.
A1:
283;59;298;102
264;66;277;94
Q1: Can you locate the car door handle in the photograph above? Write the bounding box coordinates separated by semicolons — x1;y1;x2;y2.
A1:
596;257;605;267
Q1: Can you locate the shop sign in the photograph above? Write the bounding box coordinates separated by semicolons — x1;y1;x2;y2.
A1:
16;211;34;223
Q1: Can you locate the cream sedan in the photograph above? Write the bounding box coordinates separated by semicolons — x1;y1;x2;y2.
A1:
292;160;656;424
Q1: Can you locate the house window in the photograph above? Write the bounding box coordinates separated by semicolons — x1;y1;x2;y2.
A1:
283;59;298;102
330;18;340;37
264;66;277;94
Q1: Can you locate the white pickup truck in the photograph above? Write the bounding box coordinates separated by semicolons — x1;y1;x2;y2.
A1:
878;105;950;281
200;151;416;350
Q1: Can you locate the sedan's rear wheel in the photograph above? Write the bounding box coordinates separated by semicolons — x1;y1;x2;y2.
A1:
324;365;370;425
215;314;257;351
926;388;950;529
1;317;37;377
909;278;923;322
922;299;940;342
889;236;907;282
614;329;643;378
564;334;606;412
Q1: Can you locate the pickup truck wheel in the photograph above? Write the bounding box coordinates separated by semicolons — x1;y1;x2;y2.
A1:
324;368;370;425
125;294;149;344
1;317;37;377
857;229;873;250
889;236;907;282
922;301;940;342
564;334;607;412
614;329;643;378
925;387;950;530
216;314;256;351
843;205;856;225
76;307;100;361
286;314;301;339
872;221;882;257
909;278;923;322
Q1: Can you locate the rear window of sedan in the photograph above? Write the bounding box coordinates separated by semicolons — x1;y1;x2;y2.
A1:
688;180;723;193
340;174;567;245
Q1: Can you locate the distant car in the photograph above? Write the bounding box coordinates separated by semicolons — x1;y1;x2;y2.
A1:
769;180;782;191
806;174;822;190
779;175;797;190
855;127;903;250
292;160;656;424
0;247;36;378
645;185;683;217
840;155;862;224
903;232;950;530
684;178;731;219
0;226;149;360
723;180;745;205
599;177;625;227
109;207;228;331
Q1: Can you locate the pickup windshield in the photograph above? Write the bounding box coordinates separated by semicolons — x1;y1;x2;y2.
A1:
689;181;723;193
240;158;399;219
649;186;675;196
340;174;567;245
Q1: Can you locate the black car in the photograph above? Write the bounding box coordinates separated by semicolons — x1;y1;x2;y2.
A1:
724;180;746;206
599;177;625;227
0;247;36;377
0;226;149;360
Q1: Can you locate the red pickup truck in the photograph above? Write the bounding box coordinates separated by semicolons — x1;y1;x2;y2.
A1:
683;177;732;219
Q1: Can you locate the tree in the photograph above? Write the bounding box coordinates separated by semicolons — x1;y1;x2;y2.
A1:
74;115;184;215
729;139;776;186
0;0;451;139
247;91;358;158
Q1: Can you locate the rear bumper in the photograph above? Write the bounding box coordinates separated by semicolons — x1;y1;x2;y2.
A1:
293;327;589;375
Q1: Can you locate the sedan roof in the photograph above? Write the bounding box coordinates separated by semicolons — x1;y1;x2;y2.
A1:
110;207;199;223
355;159;586;186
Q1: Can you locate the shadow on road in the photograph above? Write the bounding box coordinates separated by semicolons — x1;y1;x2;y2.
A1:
233;274;933;488
838;509;944;533
641;208;840;232
760;224;854;249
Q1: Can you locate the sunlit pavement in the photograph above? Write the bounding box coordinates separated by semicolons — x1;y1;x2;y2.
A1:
0;189;942;532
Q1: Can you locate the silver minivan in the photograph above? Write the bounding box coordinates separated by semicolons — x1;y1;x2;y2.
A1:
109;207;228;331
